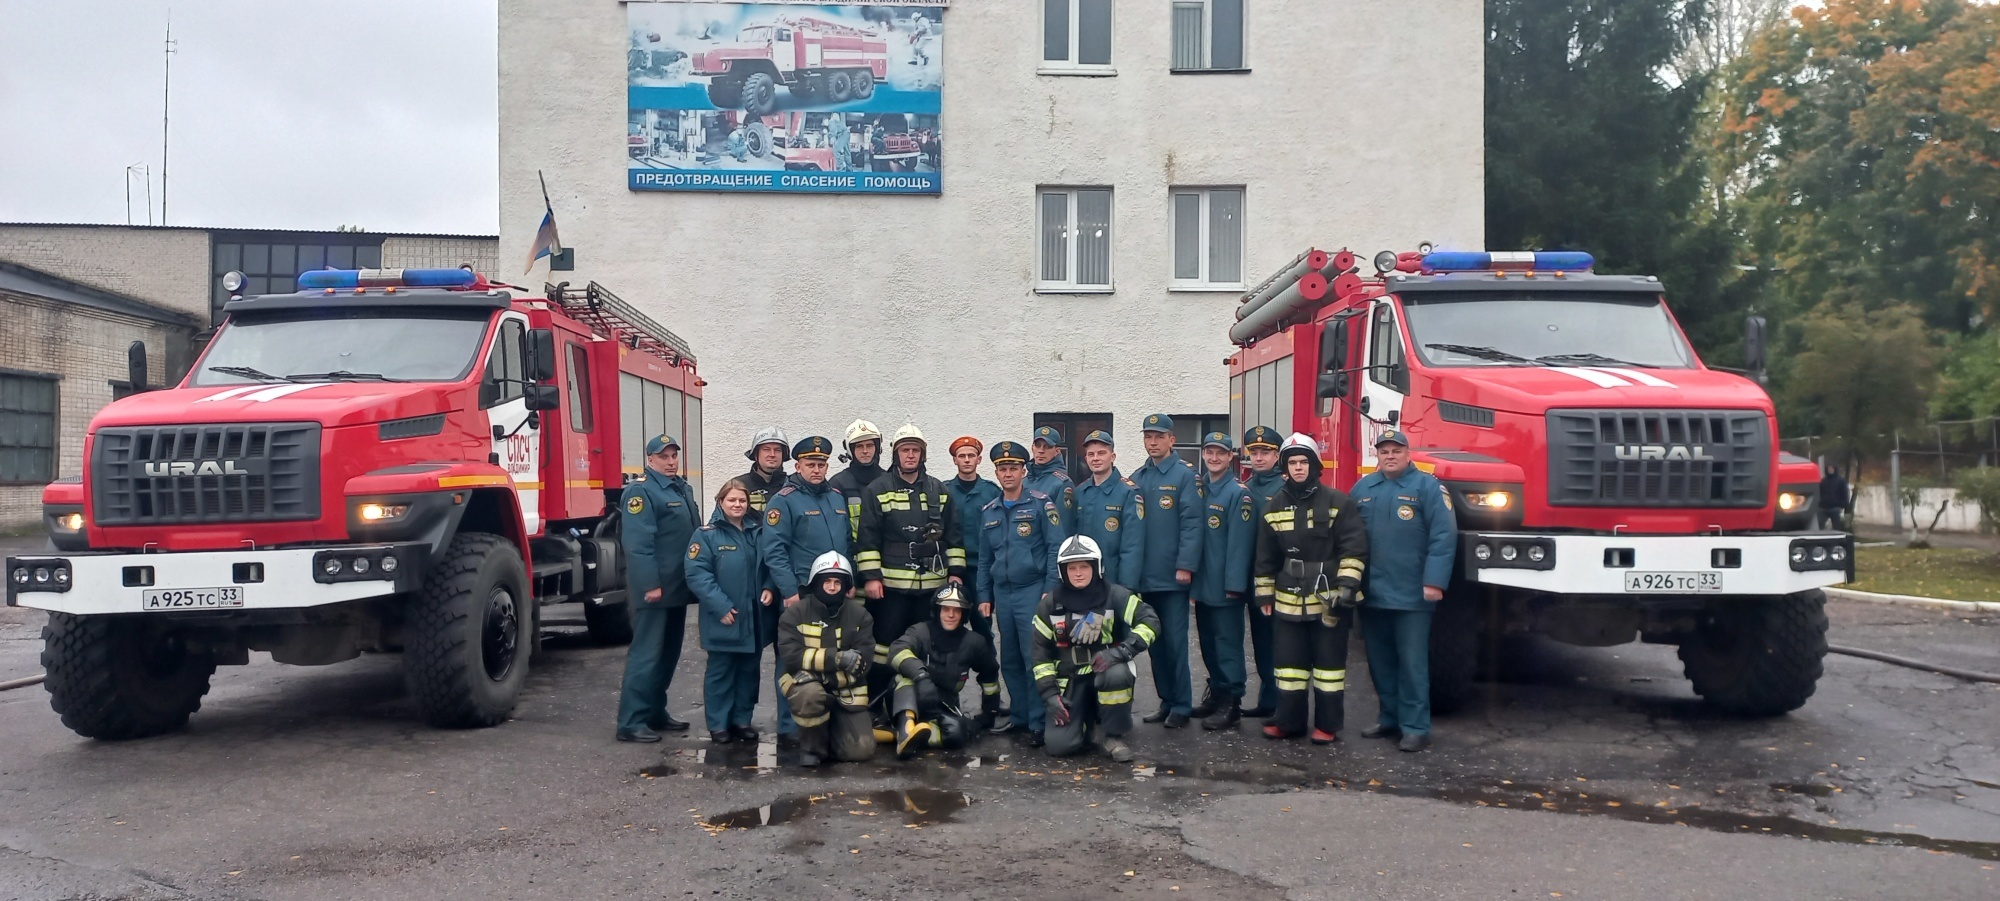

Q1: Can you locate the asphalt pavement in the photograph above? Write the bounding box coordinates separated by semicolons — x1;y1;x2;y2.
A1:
1;587;1996;899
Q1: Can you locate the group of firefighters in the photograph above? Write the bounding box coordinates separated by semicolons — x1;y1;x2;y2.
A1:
611;416;1458;765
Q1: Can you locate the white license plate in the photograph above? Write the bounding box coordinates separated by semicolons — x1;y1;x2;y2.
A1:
1624;571;1723;593
142;587;245;611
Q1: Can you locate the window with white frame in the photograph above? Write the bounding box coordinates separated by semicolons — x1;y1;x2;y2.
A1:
1172;0;1245;71
1043;0;1113;71
1170;187;1244;289
1038;188;1114;292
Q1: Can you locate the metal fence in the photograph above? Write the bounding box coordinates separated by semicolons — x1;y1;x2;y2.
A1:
1782;417;2000;530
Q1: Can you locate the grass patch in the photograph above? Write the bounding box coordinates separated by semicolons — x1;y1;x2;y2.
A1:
1849;546;2000;602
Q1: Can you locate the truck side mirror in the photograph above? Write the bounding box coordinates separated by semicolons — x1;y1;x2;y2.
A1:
524;384;562;412
125;341;149;394
527;328;557;383
1320;320;1348;373
1743;315;1769;386
1316;372;1349;400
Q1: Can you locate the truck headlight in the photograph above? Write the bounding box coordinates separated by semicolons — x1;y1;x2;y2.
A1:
57;513;84;531
1778;492;1804;512
6;558;73;594
1465;491;1513;509
357;503;411;522
10;567;27;585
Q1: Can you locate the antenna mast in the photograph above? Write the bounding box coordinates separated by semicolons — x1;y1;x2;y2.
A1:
161;11;176;224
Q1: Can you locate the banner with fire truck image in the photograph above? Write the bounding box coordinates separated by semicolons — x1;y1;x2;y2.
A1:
627;1;944;195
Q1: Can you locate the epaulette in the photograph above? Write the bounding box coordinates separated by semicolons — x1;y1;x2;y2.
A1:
698;524;715;531
1027;489;1050;500
776;485;798;496
1121;478;1137;488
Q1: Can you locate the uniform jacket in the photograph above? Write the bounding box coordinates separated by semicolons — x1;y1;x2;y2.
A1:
942;475;1001;579
736;466;788;514
1252;472;1369;622
760;474;851;601
855;468;967;591
1030;582;1160;699
891;621;1000;705
1244;468;1285;519
777;592;874;710
1353;468;1458;611
829;460;885;539
1025;456;1076;537
1193;471;1257;606
619;466;701;608
975;490;1062;601
1072;468;1145;586
686;510;772;653
1132;454;1205;592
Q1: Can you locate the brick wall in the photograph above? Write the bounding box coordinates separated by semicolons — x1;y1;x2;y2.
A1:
0;292;192;528
0;226;210;320
380;236;501;276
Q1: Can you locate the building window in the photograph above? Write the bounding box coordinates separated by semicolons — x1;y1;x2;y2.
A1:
211;234;384;323
1038;188;1114;292
1172;0;1245;71
0;372;59;484
1170;413;1231;467
1043;0;1113;72
1032;412;1112;483
1170;187;1245;289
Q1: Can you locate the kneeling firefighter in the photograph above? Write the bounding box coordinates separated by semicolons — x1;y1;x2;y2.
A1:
777;552;877;766
1032;536;1160;762
887;584;1002;758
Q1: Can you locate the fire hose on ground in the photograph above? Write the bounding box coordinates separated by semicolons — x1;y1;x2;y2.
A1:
0;673;46;691
1828;645;2000;684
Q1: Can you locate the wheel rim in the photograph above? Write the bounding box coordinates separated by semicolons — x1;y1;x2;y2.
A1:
482;586;519;682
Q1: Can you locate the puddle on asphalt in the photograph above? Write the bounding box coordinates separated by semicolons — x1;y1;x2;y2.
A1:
639;745;1012;782
702;788;972;830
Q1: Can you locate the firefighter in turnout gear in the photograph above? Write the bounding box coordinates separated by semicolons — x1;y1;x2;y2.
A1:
1254;433;1369;744
830;419;885;539
738;426;790;514
1027;425;1077;536
1191;432;1257;731
778;552;877;766
1033;536;1160;762
975;441;1062;744
1071;430;1144;586
1239;425;1286;718
889;584;1001;758
855;423;966;713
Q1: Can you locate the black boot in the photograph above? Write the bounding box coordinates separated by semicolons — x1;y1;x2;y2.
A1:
1200;698;1241;731
1190;688;1220;719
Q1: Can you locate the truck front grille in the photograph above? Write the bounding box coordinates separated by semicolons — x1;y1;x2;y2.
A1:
91;423;321;525
1547;409;1768;508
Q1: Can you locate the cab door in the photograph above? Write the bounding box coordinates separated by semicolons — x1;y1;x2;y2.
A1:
481;314;542;535
1356;298;1412;477
555;338;606;521
776;27;800;75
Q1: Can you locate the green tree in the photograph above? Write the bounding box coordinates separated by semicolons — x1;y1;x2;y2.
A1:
1930;332;2000;421
1781;301;1937;454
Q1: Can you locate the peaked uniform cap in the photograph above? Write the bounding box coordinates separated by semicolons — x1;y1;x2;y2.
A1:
1033;425;1063;446
1202;431;1234;450
1374;429;1411;447
793;436;834;460
1141;413;1175;434
644;433;681;456
1082;429;1115;448
989;441;1029;465
1242;426;1281;450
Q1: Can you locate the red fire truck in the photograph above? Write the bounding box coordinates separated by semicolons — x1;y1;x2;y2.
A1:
695;16;887;116
1228;248;1851;716
6;269;704;739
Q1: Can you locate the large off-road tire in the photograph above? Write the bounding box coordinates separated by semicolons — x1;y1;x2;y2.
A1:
1677;590;1828;716
739;72;778;116
42;613;216;740
584;596;634;646
743;121;773;159
705;78;744;109
1428;588;1483;715
850;69;875;100
827;70;854;103
404;532;531;728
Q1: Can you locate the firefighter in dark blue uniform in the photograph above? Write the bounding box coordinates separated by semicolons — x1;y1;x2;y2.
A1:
1190;432;1256;730
944;436;1002;640
975;441;1062;746
615;433;701;743
1240;425;1286;717
1026;425;1076;537
1071;430;1144;586
1132;413;1204;728
1353;429;1457;752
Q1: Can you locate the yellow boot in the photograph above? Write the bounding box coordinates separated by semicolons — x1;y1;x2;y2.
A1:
894;711;935;759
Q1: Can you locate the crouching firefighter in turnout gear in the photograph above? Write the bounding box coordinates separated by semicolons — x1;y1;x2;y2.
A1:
889;584;1001;758
1033;536;1161;763
1254;433;1368;745
855;423;966;718
778;552;877;766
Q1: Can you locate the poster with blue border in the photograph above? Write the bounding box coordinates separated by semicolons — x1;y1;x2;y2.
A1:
626;1;944;195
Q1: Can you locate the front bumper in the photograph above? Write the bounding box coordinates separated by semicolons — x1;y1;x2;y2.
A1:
1464;531;1853;597
6;544;427;616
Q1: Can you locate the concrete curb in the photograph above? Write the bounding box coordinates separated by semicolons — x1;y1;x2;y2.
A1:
1826;586;2000;614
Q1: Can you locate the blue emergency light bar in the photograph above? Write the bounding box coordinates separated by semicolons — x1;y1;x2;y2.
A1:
297;268;480;290
1422;251;1594;273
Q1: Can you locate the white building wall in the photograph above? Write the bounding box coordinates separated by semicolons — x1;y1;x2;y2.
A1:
500;0;1482;471
0;225;211;319
380;236;502;275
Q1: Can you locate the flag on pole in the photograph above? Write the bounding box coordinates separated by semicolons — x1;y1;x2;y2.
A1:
524;170;562;275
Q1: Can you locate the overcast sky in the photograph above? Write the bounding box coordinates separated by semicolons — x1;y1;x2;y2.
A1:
0;0;498;235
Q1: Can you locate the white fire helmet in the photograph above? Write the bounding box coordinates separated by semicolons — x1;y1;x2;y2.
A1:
844;419;883;450
889;422;926;449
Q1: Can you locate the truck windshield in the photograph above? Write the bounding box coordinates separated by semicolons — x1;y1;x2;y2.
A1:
190;309;493;386
1401;291;1697;369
